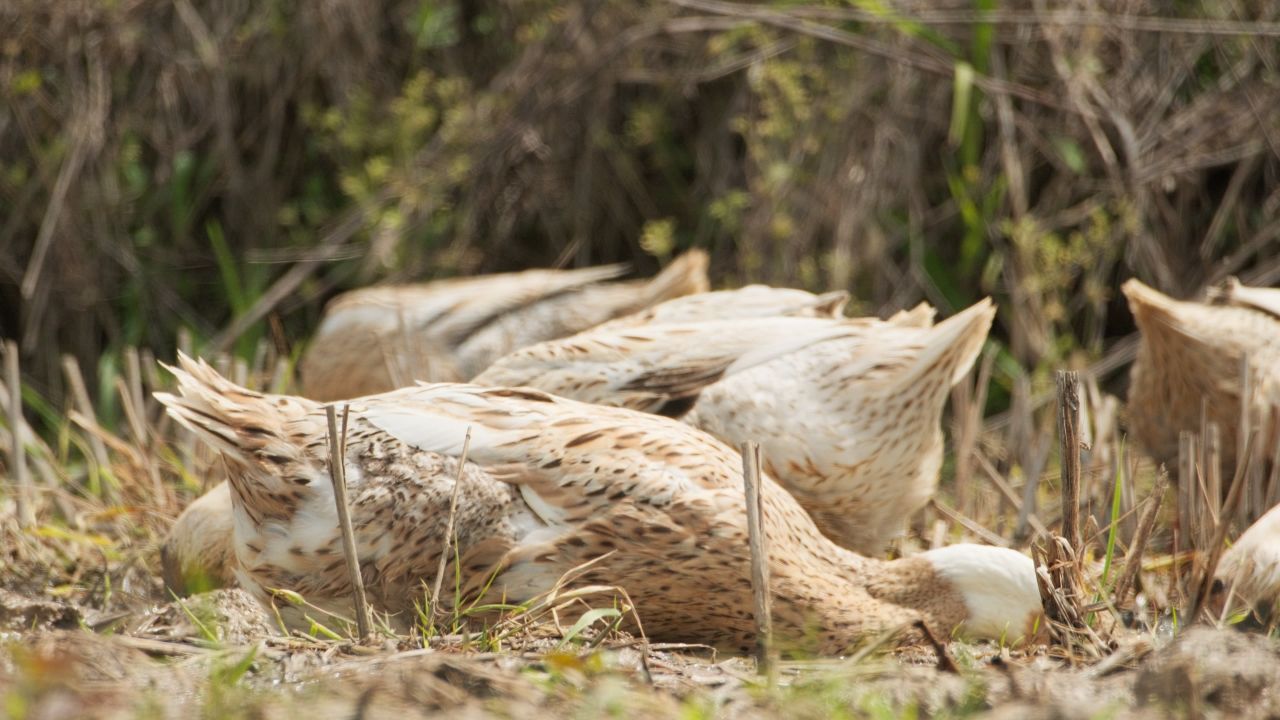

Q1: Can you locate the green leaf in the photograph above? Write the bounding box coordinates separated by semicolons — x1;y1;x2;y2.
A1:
1053;136;1087;174
559;608;622;646
948;62;975;148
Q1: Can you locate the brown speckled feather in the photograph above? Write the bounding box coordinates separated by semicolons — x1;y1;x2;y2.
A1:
474;299;992;553
157;353;1040;652
299;251;708;400
1123;279;1280;483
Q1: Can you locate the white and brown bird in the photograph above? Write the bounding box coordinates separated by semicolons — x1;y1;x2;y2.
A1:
1123;278;1280;482
298;250;709;400
475;299;993;553
1214;502;1280;621
594;284;853;330
161;481;236;596
157;353;1040;652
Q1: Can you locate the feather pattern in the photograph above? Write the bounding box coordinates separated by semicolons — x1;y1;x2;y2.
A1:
1123;279;1280;485
472;299;994;553
157;353;1040;652
299;251;709;400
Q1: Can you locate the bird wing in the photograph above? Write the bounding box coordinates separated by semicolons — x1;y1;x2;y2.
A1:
473;317;877;416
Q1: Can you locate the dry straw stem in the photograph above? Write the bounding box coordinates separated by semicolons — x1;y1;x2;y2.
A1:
1036;370;1116;659
61;355;112;492
975;452;1049;539
325;403;372;641
430;426;473;626
1112;469;1169;609
1056;371;1082;550
1189;428;1259;622
739;440;775;684
4;340;33;527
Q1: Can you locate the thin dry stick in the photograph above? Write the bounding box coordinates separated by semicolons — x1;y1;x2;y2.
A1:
1189;429;1259;621
4;341;33;527
1239;354;1263;523
1056;371;1082;550
325;403;372;641
929;499;1011;547
430;427;473;624
1112;469;1169;608
740;440;775;684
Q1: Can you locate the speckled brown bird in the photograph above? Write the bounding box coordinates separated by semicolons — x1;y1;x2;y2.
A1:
161;481;236;595
298;250;709;401
1123;278;1280;479
1214;502;1280;620
475;300;991;554
157;353;1040;652
594;284;854;330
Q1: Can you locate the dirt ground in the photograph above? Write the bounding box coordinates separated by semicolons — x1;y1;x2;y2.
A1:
3;580;1280;720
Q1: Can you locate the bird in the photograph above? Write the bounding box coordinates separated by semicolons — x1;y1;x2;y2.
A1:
160;481;236;596
1214;502;1280;621
474;299;994;553
473;317;899;418
156;353;1042;653
593;284;854;330
298;250;710;401
1123;278;1280;483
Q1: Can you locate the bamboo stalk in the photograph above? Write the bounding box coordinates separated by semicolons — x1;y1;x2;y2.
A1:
4;340;33;527
325;404;372;640
740;440;775;684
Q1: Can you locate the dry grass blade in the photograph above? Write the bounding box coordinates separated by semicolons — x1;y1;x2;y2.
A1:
61;354;113;499
1189;428;1259;622
4;340;33;527
739;440;775;684
1112;469;1169;608
325;403;372;641
976;451;1049;539
929;498;1010;547
430;426;473;627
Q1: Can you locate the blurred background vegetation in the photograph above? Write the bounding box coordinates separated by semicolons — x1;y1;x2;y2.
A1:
1;0;1278;423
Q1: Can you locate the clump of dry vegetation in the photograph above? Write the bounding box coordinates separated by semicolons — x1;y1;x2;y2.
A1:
3;0;1280;716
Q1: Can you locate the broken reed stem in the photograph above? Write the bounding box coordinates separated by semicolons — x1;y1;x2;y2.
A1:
1204;422;1221;537
1113;469;1169;608
430;426;473;627
325;403;372;641
740;440;775;684
1056;371;1082;551
1189;428;1258;621
1176;431;1195;556
4;340;33;528
61;354;113;498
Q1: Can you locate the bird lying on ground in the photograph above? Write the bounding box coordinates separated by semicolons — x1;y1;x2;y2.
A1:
594;284;853;330
474;299;993;554
299;250;709;400
156;353;1042;652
